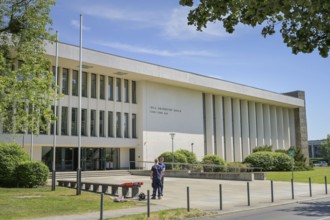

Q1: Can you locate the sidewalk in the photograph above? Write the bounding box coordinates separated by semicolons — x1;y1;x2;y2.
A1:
32;175;330;220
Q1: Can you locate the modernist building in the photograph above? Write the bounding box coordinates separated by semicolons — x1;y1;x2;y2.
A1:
308;139;324;159
0;42;308;171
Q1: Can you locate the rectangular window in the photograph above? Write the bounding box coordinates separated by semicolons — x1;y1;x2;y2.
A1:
71;108;78;136
124;113;129;138
81;109;87;136
91;73;97;98
90;109;96;136
100;75;105;100
108;111;114;137
99;110;105;137
61;106;68;135
132;113;137;138
116;78;121;102
132;81;137;104
82;72;87;97
124;79;129;103
116;112;121;137
62;68;69;95
50;106;59;135
108;76;114;101
72;70;78;96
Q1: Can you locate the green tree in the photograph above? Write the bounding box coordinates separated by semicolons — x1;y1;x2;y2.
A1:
179;0;330;58
176;149;198;164
0;0;56;134
321;134;330;162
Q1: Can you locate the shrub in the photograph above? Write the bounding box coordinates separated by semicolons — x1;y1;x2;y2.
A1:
244;152;274;171
275;149;288;154
16;161;49;188
201;154;226;172
0;142;30;187
273;153;292;171
252;145;273;153
158;151;187;170
176;149;198;164
226;162;251;172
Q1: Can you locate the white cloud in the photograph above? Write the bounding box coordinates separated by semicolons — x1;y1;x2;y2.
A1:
71;19;91;31
95;41;219;57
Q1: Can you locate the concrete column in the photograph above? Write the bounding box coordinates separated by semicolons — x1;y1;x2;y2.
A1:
263;104;271;146
283;108;290;148
204;93;214;155
233;98;242;162
224;97;233;162
277;107;284;149
270;106;278;150
289;109;296;147
215;95;224;158
248;101;257;152
256;103;264;147
241;100;250;159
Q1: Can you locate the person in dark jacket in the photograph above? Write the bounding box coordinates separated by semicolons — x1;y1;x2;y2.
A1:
150;158;162;199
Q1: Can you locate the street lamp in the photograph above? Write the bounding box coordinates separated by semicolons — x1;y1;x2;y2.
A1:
191;143;194;153
169;133;175;170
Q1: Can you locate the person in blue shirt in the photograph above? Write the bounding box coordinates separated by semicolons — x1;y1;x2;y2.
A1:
159;157;165;196
150;158;162;199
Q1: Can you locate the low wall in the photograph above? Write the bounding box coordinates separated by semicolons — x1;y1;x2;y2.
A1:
130;170;265;181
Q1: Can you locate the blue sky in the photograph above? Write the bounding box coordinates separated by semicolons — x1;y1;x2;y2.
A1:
50;0;330;140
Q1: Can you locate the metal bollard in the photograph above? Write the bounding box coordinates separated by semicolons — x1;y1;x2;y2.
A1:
219;184;223;210
100;193;104;220
291;179;294;200
309;177;312;197
147;190;150;218
271;180;274;203
325;176;328;195
247;182;250;206
187;187;190;212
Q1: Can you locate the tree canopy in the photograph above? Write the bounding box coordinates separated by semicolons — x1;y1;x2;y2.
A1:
0;0;56;134
179;0;330;58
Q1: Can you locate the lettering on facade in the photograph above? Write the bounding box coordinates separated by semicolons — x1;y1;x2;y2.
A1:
149;106;182;115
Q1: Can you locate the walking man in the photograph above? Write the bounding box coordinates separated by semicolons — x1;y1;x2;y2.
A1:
151;158;162;199
159;157;165;196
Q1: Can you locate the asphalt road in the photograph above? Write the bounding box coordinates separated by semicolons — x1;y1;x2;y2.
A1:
194;198;330;220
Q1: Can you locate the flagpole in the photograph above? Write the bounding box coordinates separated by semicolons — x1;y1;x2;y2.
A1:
77;14;82;195
52;31;59;191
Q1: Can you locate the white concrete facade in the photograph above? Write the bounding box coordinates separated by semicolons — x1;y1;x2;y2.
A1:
0;42;307;169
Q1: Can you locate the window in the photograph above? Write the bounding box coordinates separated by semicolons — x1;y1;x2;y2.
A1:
108;111;114;137
99;110;105;137
82;72;87;97
132;113;137;138
132;81;137;104
116;112;121;137
90;110;96;136
91;73;97;98
100;75;105;100
124;79;129;103
124;113;129;138
62;68;69;95
108;76;114;101
61;106;68;135
81;109;87;136
116;78;121;102
71;108;78;136
50;106;59;135
72;70;78;96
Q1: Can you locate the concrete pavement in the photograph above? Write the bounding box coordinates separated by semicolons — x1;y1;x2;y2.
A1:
32;175;330;220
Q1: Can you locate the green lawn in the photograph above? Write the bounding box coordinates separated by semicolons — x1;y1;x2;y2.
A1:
0;186;142;219
266;167;330;183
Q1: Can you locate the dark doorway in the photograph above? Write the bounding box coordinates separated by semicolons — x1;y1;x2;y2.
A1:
129;148;135;169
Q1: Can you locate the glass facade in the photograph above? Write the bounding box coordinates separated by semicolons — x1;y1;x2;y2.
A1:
108;76;114;101
132;113;137;138
132;80;137;104
90;109;96;137
124;79;129;103
72;70;78;96
91;73;97;98
108;111;113;137
71;107;78;136
81;108;87;136
100;75;105;100
124;112;129;138
116;112;121;137
61;106;68;135
116;78;121;102
99;110;105;137
62;68;69;95
82;72;87;97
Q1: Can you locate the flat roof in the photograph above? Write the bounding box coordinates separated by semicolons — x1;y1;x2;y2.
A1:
45;42;304;108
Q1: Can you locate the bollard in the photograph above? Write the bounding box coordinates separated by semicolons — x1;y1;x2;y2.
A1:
187;187;190;212
291;179;294;200
271;180;274;203
325;176;328;195
219;184;223;210
247;182;250;206
147;190;150;218
309;177;312;197
100;193;104;220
